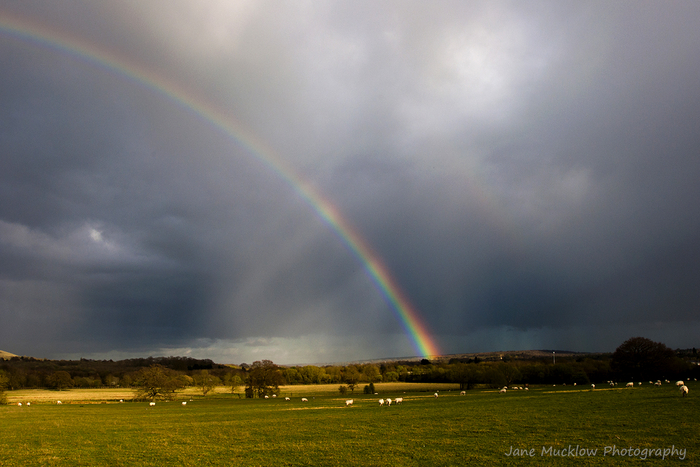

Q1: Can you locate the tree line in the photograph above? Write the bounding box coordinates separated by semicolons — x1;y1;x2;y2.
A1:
1;338;698;401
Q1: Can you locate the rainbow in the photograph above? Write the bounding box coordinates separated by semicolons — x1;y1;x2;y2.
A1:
0;11;441;357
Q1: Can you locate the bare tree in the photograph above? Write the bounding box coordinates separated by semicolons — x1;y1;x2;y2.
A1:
135;365;186;401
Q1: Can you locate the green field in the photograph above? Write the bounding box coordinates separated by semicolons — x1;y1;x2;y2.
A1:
1;383;698;466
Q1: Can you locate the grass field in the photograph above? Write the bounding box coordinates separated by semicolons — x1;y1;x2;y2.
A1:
1;382;698;466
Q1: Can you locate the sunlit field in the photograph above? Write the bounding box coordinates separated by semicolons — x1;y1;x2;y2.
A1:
2;382;698;466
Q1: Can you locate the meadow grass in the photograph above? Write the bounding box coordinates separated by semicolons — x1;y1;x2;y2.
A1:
1;383;698;466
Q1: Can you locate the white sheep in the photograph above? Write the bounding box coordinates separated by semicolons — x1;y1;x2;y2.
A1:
119;400;124;403
57;401;62;405
434;393;438;398
499;388;506;394
386;398;392;406
654;381;662;387
524;387;529;391
182;401;187;406
626;382;634;387
285;397;291;401
26;402;31;406
149;402;156;406
680;385;689;397
460;391;466;395
272;394;277;398
395;397;403;404
264;395;269;399
591;384;595;389
378;399;384;406
345;399;353;406
17;402;22;407
301;398;308;402
676;380;684;386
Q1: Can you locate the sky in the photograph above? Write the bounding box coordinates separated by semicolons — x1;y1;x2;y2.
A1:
1;1;700;365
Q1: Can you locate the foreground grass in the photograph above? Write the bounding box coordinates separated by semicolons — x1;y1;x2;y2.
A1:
1;383;698;466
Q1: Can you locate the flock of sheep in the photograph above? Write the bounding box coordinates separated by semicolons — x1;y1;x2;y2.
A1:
499;378;692;396
12;378;693;407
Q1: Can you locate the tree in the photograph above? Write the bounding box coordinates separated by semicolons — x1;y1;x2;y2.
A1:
46;371;74;390
338;385;348;395
194;370;220;396
135;365;185;401
343;368;361;393
612;337;676;381
245;360;284;398
0;370;8;405
498;362;522;385
363;365;381;383
450;364;480;390
225;373;243;396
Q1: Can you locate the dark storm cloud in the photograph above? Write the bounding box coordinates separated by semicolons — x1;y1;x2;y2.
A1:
1;1;700;363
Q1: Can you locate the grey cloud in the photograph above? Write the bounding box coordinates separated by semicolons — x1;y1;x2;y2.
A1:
1;1;700;363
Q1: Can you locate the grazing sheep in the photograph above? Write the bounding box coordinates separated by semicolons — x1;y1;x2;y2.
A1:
499;388;506;394
434;393;438;398
460;391;466;395
264;395;269;399
272;394;277;398
182;401;187;406
524;387;529;391
386;398;392;406
655;381;662;387
26;402;31;406
17;403;22;407
378;399;384;406
119;400;124;403
345;399;353;406
681;385;689;397
676;381;684;386
626;382;634;387
57;401;62;405
395;397;403;404
591;384;595;389
149;402;156;406
610;382;615;387
285;397;291;401
301;398;308;402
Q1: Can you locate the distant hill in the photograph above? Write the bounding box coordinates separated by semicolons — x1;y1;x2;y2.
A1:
302;349;601;366
0;350;19;360
436;349;598;362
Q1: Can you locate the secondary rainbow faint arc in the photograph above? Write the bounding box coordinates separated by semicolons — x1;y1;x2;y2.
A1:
0;11;441;358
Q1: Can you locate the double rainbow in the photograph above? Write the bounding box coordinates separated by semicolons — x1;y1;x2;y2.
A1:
0;11;440;357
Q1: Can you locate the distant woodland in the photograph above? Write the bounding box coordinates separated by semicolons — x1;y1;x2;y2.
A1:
0;338;698;397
